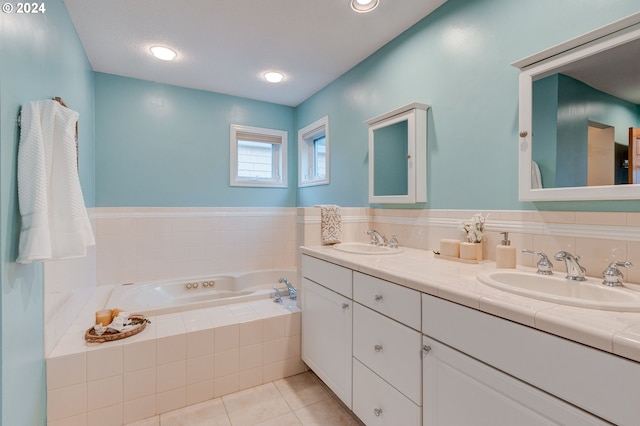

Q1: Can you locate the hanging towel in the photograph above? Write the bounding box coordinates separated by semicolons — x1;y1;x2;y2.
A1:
531;160;543;189
316;205;342;245
17;100;95;263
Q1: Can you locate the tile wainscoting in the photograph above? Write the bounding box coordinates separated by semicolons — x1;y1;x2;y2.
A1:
298;208;640;285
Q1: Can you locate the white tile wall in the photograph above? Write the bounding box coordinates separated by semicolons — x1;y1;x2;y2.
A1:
94;207;297;286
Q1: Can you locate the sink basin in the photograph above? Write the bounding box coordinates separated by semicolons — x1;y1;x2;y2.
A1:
332;242;403;255
477;270;640;311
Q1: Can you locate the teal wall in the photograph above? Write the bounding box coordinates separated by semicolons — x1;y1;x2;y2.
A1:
372;121;408;196
2;0;640;424
95;73;296;207
532;74;559;188
296;0;640;210
0;0;95;424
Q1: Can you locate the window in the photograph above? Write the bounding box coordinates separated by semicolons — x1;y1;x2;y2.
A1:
230;124;287;187
298;116;329;187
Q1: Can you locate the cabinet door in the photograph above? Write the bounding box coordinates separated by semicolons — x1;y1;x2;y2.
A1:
301;278;352;408
422;337;608;426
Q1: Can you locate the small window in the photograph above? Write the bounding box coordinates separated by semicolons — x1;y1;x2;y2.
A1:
230;124;288;187
298;116;329;187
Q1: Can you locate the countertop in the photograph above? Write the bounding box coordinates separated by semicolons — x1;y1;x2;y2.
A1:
300;245;640;363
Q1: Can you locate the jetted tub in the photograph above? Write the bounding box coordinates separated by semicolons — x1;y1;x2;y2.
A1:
106;268;297;316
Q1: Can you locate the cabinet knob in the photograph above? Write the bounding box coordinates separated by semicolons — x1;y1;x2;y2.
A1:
422;344;432;354
341;303;349;310
374;294;383;302
374;344;383;352
373;408;383;417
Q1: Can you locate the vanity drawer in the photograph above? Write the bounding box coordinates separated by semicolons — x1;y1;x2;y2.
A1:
353;358;421;426
353;272;420;330
353;302;422;405
301;255;352;298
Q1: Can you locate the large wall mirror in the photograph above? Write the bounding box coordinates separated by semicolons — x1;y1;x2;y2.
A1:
513;12;640;201
367;103;429;204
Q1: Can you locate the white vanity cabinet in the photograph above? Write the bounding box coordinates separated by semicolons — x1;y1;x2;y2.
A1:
301;255;353;408
352;272;422;425
422;294;640;426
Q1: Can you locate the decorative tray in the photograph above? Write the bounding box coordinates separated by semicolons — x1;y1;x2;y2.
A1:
434;253;479;264
85;314;149;343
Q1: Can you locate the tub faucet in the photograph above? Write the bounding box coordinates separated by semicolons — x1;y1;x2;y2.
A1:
554;251;586;281
272;287;283;303
279;278;297;300
366;229;387;246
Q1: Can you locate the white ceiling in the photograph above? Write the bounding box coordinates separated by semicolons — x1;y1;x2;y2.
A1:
556;37;640;105
64;0;448;107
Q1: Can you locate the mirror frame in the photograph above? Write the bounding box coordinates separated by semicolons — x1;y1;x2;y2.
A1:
513;12;640;201
366;103;429;204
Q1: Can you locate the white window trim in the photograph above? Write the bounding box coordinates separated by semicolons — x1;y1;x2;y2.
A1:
230;124;288;188
298;116;330;187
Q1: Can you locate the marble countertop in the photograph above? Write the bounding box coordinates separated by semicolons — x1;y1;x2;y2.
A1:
300;245;640;363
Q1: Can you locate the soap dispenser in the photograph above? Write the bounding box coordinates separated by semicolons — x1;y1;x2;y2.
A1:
496;232;516;269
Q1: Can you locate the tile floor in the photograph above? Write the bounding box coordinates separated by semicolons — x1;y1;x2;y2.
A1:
124;371;364;426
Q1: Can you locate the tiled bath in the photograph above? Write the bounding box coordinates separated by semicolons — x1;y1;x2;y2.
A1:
46;298;304;426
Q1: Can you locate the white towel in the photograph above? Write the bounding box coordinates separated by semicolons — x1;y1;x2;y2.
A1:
316;205;342;245
17;100;95;263
531;160;543;189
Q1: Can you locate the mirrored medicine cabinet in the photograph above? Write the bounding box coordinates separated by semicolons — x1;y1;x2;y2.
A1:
513;12;640;201
366;103;429;204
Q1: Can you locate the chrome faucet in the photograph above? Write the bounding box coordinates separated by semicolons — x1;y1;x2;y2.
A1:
602;261;632;287
522;249;553;275
366;229;387;246
554;251;586;281
279;277;297;300
272;287;283;303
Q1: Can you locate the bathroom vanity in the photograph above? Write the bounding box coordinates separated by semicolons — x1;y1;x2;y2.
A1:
300;246;640;425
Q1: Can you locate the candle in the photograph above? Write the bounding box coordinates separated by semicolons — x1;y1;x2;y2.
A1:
440;239;460;258
95;309;113;326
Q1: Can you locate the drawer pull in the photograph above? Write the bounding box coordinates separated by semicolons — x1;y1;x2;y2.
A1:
422;344;432;354
374;294;383;302
342;303;349;310
374;344;383;352
373;408;383;417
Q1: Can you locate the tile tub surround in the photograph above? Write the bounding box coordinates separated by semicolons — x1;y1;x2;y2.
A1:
44;206;296;356
300;245;640;363
46;298;304;426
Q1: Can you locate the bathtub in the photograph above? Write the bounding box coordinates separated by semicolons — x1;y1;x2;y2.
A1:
105;268;297;316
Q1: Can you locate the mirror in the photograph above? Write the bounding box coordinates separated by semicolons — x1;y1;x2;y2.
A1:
367;103;429;204
513;12;640;201
373;120;409;197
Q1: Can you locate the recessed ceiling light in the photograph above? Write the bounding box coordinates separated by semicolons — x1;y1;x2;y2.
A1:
350;0;379;13
264;71;284;83
150;46;177;61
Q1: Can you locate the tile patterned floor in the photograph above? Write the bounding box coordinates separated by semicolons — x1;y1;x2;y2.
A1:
125;372;364;426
